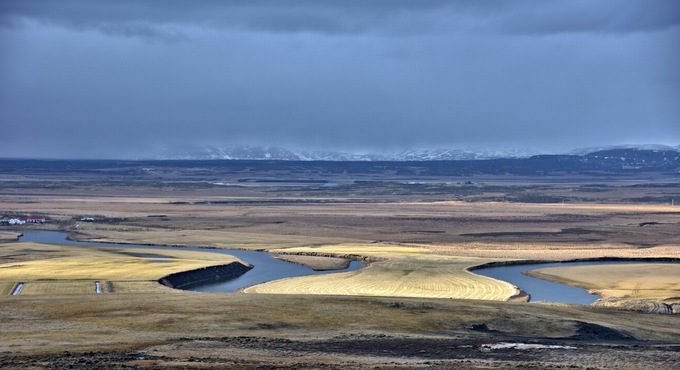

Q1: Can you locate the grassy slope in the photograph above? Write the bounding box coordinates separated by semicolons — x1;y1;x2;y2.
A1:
2;292;680;355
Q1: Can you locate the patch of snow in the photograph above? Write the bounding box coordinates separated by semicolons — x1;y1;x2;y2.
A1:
479;342;577;351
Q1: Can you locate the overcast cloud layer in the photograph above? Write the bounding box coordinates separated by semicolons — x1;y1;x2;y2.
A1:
1;1;679;158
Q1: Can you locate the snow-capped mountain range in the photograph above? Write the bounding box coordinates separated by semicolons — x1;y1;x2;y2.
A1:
157;145;544;161
155;144;680;162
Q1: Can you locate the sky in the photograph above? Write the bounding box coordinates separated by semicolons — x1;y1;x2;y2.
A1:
1;0;679;159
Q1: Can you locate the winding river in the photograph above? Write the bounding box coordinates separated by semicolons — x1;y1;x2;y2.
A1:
17;230;364;292
473;259;679;304
14;230;675;304
474;261;631;304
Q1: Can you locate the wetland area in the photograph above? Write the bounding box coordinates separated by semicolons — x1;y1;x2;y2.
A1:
15;230;364;293
17;230;678;305
1;159;679;368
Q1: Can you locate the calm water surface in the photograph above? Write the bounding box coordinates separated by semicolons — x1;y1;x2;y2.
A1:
473;261;670;304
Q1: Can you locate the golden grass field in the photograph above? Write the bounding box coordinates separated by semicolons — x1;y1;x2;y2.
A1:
0;281;16;295
0;241;246;295
1;194;679;303
527;263;680;300
19;281;99;296
248;245;518;300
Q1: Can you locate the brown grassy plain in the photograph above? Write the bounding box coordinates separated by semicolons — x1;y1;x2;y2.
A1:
2;292;680;368
1;175;680;368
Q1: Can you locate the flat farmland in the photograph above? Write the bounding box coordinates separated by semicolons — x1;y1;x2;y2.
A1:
18;281;98;296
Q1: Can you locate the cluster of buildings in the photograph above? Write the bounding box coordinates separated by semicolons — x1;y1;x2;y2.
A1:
0;216;47;225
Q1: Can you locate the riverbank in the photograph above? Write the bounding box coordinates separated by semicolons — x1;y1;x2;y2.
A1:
0;236;247;295
159;262;253;289
8;230;366;294
469;257;680;270
470;258;680;309
273;254;351;271
525;263;680;313
0;231;21;242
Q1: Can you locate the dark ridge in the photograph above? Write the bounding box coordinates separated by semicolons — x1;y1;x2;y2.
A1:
569;321;635;341
461;228;613;238
468;257;680;271
158;262;253;289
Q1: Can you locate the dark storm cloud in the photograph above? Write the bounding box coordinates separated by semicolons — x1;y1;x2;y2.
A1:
500;1;680;35
0;0;442;38
0;1;678;158
2;0;678;37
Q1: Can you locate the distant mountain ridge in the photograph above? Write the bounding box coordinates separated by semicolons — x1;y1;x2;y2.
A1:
527;147;680;171
3;145;679;176
159;145;543;161
157;145;680;168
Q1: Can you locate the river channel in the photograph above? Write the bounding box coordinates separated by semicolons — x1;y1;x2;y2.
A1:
17;230;364;292
473;260;679;304
15;230;674;304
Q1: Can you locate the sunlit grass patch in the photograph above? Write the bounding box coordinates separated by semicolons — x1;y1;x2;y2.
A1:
0;281;17;296
19;281;97;296
0;255;237;281
247;245;517;300
0;242;244;295
526;263;680;300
